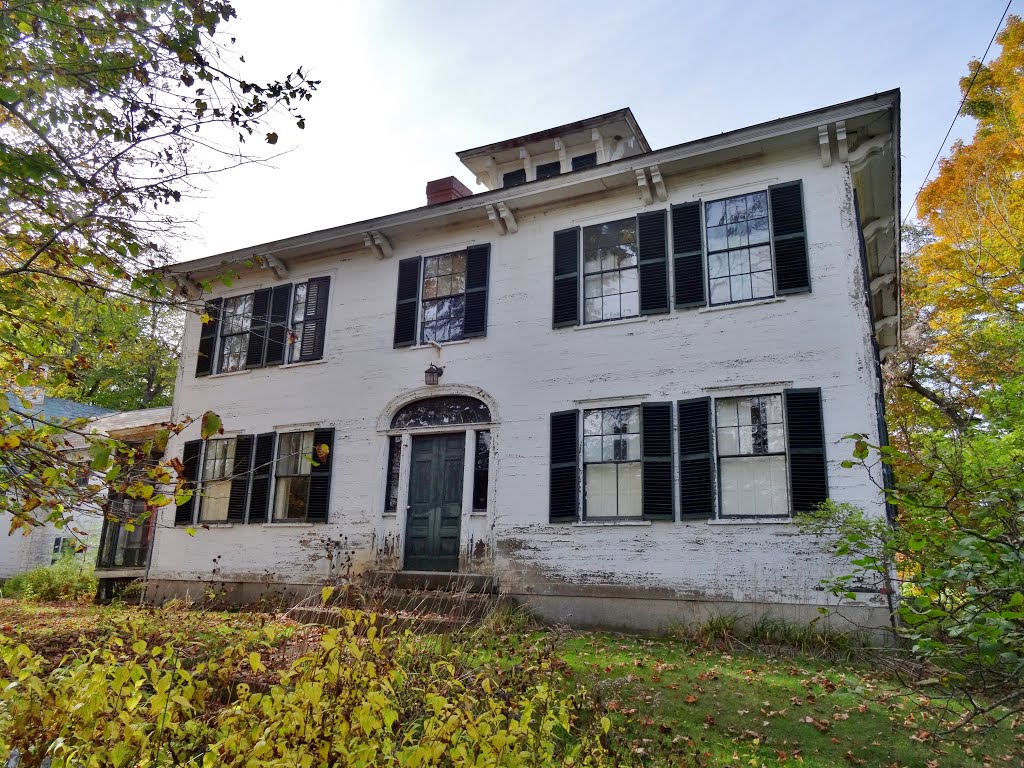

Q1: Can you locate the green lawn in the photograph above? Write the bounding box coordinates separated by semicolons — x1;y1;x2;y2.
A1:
0;599;1019;767
555;632;1018;767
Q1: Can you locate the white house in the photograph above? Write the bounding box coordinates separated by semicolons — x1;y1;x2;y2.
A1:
145;92;900;631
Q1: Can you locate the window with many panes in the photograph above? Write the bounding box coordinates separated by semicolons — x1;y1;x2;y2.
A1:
421;251;467;343
274;431;315;520
218;295;253;373
715;395;789;517
583;407;641;518
198;438;236;521
705;191;773;305
583;218;639;323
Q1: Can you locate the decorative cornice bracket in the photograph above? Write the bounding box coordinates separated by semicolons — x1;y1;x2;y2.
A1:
486;204;507;236
497;202;518;234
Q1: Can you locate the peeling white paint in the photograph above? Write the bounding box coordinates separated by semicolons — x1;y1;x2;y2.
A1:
150;145;888;619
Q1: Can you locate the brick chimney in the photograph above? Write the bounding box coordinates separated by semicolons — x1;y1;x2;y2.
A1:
426;176;472;206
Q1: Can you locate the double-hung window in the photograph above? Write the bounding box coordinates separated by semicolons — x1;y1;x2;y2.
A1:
393;245;491;347
705;191;773;305
218;296;253;373
583;219;639;323
583;407;641;518
196;438;236;522
195;276;331;377
174;428;335;526
421;252;467;343
715;395;789;518
274;431;315;521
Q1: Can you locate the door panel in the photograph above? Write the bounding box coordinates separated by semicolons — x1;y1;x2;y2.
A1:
405;433;464;571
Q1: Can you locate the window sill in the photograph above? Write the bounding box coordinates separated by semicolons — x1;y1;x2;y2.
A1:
573;520;652;527
707;518;793;525
205;369;251;380
572;315;648;331
280;358;327;370
698;297;785;314
470;510;488;517
262;522;315;528
407;339;473;350
198;522;234;528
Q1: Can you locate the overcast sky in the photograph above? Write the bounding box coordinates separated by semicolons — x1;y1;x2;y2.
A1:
171;0;1011;262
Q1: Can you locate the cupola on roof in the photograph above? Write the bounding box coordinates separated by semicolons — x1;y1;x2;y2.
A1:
456;108;650;191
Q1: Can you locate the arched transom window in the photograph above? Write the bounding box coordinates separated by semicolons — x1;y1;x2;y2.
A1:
390;396;491;430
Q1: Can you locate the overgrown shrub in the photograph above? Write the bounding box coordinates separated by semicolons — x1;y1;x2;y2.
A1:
0;608;611;767
0;557;96;601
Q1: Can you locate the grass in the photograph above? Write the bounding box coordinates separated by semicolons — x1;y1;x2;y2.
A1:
0;599;1019;767
557;632;1021;767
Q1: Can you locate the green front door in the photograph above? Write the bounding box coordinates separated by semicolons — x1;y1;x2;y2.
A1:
404;433;464;572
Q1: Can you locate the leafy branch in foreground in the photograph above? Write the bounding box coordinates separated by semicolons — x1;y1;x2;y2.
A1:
0;1;318;530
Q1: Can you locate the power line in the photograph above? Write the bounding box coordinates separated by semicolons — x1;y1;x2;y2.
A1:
902;0;1013;226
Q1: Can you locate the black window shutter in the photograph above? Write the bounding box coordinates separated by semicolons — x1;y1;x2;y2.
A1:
307;427;335;523
394;257;421;347
549;410;578;522
247;432;276;524
770;181;810;294
784;388;828;512
299;276;330;362
678;398;714;518
672;202;706;308
463;244;490;338
175;440;203;525
195;298;222;377
264;284;292;366
226;434;255;522
641;402;673;519
552;227;580;328
638;210;669;315
244;289;271;368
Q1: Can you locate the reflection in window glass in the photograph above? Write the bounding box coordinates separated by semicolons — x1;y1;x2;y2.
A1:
705;191;774;305
274;431;315;521
391;396;491;430
421;251;467;343
384;435;401;512
715;395;789;517
583;406;641;518
218;295;253;372
199;438;236;521
473;430;490;511
582;219;639;323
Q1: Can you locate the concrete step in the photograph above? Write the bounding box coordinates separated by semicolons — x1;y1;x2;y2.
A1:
288;606;470;635
363;570;498;595
365;589;496;620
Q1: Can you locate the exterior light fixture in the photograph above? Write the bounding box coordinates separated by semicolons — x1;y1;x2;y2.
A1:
424;364;444;386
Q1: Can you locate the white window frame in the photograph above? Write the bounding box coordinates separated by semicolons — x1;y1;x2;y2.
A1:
712;393;791;520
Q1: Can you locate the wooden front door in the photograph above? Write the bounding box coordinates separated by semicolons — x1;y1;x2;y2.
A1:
404;433;464;572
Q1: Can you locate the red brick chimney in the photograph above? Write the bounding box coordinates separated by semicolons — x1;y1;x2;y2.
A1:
426;176;472;205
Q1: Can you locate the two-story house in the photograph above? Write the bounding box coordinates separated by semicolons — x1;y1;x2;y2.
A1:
143;91;900;631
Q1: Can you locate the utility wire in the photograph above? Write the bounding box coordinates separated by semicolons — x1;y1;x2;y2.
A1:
902;0;1013;226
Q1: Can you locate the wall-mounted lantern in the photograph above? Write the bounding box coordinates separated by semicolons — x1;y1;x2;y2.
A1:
424;364;444;386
